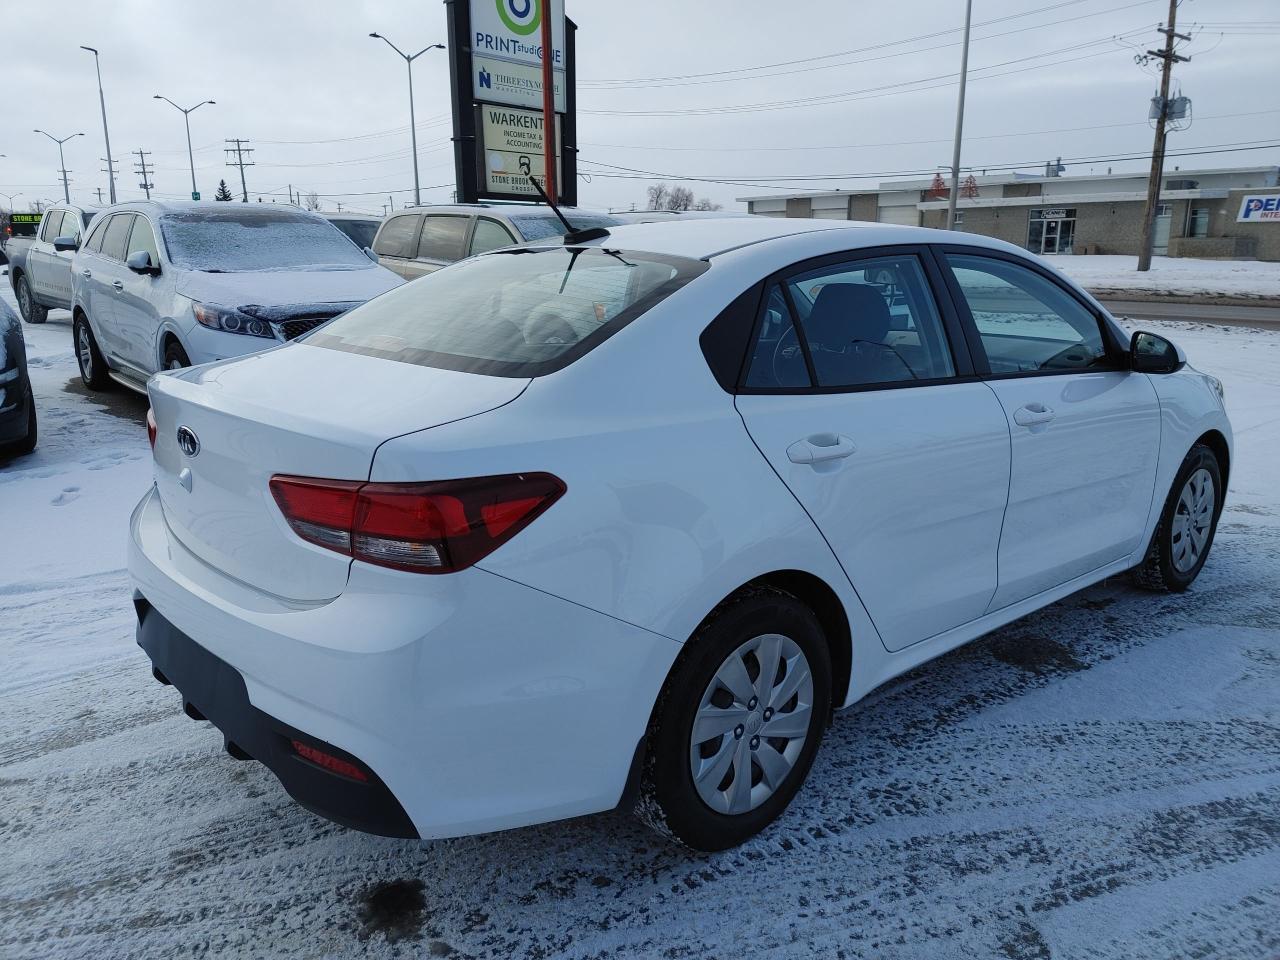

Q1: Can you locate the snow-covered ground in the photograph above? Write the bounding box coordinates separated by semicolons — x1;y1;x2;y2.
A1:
1051;254;1280;300
2;295;1279;960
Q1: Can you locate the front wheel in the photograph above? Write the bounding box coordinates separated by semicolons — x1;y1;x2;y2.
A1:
636;587;831;851
15;276;48;324
163;340;191;371
1132;443;1223;592
74;314;112;391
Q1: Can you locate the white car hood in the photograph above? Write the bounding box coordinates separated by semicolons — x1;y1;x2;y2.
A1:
174;264;403;309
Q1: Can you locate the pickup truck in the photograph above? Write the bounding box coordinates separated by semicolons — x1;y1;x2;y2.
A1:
6;205;98;323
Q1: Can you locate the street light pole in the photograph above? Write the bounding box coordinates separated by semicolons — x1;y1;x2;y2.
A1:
154;95;216;199
369;33;444;207
34;130;85;203
946;0;974;231
80;46;116;204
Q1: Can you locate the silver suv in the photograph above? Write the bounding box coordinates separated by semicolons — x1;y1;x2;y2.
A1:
371;203;622;279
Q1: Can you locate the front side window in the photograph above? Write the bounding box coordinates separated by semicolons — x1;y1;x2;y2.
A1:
469;218;517;256
126;217;160;265
40;210;66;242
309;247;704;377
159;210;371;272
101;214;135;261
85;216;110;253
372;214;420;258
745;254;955;389
946;253;1110;374
416;216;469;262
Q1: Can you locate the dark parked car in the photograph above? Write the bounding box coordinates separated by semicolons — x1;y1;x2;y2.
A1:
0;299;37;457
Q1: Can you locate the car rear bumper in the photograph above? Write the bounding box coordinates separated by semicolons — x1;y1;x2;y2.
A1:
0;370;31;444
127;485;681;839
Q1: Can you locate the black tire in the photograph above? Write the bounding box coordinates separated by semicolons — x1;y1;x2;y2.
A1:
636;586;832;851
15;275;48;324
1132;443;1223;592
74;314;112;391
0;384;37;458
163;339;191;371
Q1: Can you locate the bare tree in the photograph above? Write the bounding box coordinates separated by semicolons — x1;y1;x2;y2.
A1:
645;184;670;211
692;197;723;211
644;182;722;212
667;186;695;211
304;191;322;212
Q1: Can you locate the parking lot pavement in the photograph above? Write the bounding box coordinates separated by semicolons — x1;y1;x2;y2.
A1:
1;291;1278;960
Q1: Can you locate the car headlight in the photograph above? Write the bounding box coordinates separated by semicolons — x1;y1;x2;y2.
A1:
191;302;276;339
1205;374;1225;403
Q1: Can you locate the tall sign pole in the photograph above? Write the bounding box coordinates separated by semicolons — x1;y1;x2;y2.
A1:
539;0;556;204
945;0;973;231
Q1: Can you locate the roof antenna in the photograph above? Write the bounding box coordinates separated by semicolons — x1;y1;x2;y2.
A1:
528;174;610;244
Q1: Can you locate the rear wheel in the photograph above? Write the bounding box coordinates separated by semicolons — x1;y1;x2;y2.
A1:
0;384;37;458
74;314;112;391
15;276;48;324
163;340;191;371
636;587;831;851
1132;443;1222;592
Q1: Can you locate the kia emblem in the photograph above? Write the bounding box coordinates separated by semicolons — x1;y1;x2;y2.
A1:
176;426;201;458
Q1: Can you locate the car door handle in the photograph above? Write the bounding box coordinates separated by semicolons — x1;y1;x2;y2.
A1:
81;269;92;278
1013;403;1056;427
111;280;124;291
787;433;857;464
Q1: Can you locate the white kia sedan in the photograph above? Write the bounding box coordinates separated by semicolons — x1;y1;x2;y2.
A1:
129;218;1231;850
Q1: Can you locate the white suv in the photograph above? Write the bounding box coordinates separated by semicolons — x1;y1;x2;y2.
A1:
71;201;402;392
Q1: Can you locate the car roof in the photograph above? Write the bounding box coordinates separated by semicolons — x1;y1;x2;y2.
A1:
530;217;1026;261
92;200;325;218
324;212;381;222
392;202;618;220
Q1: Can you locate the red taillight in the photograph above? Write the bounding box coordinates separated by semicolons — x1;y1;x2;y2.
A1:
290;739;369;782
146;408;158;450
268;473;565;574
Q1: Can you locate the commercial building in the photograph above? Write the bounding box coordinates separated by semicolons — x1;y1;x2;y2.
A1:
740;165;1280;261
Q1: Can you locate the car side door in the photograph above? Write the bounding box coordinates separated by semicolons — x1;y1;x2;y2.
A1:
405;214;471;278
27;210;65;304
733;247;1012;652
371;213;423;279
939;248;1161;610
82;213;137;366
114;215;166;373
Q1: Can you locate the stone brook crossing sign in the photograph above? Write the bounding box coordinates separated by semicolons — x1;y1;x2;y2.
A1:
447;0;578;204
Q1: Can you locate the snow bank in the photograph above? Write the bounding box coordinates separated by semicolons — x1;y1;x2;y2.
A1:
1050;255;1280;300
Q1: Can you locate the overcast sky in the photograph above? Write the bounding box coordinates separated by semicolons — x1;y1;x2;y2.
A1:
3;0;1277;215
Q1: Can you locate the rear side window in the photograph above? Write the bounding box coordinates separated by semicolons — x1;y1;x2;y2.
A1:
85;216;110;253
416;215;469;262
946;254;1110;374
40;210;66;242
372;214;420;258
101;214;135;261
469;218;517;256
309;247;706;377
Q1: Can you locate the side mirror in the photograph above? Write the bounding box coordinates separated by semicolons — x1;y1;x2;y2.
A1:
364;246;379;263
1130;330;1185;374
53;235;79;252
126;250;160;275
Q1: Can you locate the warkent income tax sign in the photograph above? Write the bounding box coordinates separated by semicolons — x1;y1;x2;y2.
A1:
480;104;561;198
472;0;566;113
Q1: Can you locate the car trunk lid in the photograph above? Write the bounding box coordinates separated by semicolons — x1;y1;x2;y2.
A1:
148;343;529;601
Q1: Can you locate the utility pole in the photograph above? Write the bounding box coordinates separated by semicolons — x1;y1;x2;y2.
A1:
34;130;84;204
80;47;117;203
99;157;120;203
224;138;255;202
1136;0;1190;272
946;0;974;230
134;149;154;199
96;187;104;204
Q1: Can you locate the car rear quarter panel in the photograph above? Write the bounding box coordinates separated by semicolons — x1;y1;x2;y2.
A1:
368;261;884;663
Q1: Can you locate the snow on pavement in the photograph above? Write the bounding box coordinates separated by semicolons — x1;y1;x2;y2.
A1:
1051;254;1280;300
1;294;1278;959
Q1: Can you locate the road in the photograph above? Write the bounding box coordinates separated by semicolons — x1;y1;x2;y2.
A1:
2;301;1279;959
1100;298;1280;329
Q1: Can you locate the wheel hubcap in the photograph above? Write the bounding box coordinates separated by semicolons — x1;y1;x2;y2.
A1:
1171;467;1215;573
18;283;29;315
690;633;814;816
77;325;93;377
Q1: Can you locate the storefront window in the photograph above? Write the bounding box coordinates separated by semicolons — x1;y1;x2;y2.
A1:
1027;208;1076;255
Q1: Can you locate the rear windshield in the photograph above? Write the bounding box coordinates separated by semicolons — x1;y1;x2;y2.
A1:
159;210;372;273
308;246;706;377
508;214;622;242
